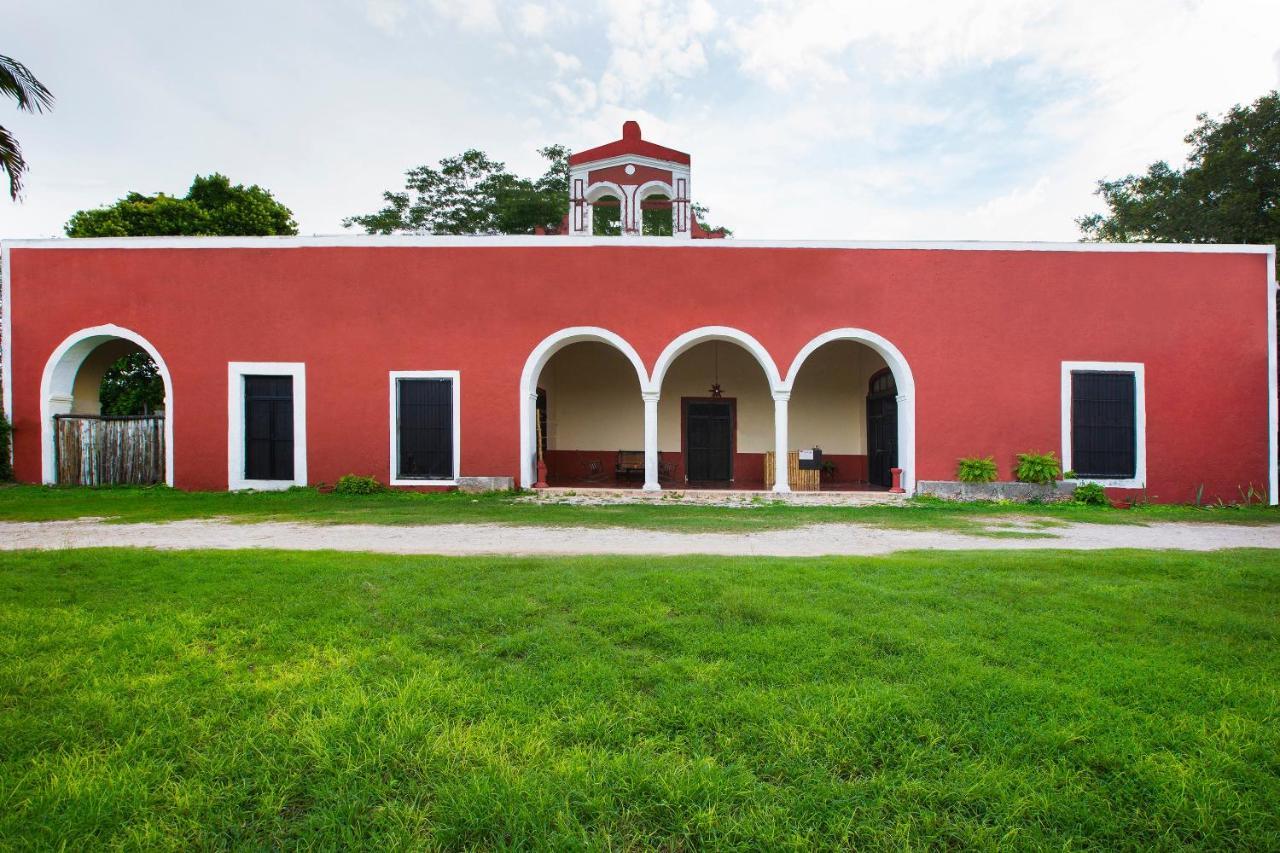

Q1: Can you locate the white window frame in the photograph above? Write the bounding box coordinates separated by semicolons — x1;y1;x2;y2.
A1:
389;370;460;486
1060;361;1146;489
227;362;307;491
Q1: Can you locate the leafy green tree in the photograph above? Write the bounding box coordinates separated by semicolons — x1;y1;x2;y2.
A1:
0;53;53;200
65;173;298;237
98;352;164;416
1078;91;1279;249
345;146;570;235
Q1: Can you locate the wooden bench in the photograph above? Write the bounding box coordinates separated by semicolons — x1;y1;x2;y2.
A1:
615;450;645;480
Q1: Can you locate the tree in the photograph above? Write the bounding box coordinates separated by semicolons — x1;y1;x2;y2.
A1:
346;144;732;236
65;173;298;237
0;53;53;200
345;145;570;235
1078;91;1280;249
99;352;164;416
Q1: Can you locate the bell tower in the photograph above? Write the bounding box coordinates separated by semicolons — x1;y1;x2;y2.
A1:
568;120;693;238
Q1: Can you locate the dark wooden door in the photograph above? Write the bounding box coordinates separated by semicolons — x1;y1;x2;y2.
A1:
686;400;733;482
867;370;898;487
244;375;294;480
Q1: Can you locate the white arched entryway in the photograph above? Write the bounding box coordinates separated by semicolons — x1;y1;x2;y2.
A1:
39;324;175;486
782;328;916;494
518;326;649;489
651;326;787;491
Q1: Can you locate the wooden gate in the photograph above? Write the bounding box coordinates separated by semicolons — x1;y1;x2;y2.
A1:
54;415;165;485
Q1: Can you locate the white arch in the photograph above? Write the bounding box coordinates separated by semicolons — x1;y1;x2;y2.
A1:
782;328;917;494
635;181;676;236
39;324;175;486
584;181;626;204
518;326;649;488
650;326;783;393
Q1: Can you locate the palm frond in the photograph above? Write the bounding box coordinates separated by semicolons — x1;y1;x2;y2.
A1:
0;123;29;199
0;54;53;113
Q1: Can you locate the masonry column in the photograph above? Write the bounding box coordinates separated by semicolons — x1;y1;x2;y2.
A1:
772;391;790;493
643;391;661;491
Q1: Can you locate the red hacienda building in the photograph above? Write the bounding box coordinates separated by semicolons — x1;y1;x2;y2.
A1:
2;122;1276;504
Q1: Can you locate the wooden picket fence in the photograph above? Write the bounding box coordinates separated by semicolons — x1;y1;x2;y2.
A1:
54;415;165;486
763;450;821;492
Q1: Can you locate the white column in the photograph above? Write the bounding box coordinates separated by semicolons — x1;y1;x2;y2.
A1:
621;185;640;234
897;392;913;494
772;391;790;493
643;391;660;491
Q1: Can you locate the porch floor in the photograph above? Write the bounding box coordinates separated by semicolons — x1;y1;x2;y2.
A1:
547;477;890;493
527;486;909;507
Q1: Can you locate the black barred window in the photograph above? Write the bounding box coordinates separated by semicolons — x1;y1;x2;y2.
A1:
244;375;294;480
397;378;454;479
1071;371;1136;478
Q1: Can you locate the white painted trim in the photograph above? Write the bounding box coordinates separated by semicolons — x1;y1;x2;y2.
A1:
650;326;783;394
783;328;917;494
1060;361;1146;489
388;370;461;487
3;236;1274;253
38;324;176;486
518;327;649;489
1;242;11;468
570;153;692;173
227;361;306;491
1267;245;1278;505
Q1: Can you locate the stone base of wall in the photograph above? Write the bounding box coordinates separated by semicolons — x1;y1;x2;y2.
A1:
918;480;1074;503
458;476;515;493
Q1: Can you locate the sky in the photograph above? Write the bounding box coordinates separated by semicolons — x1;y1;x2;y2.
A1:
2;0;1279;241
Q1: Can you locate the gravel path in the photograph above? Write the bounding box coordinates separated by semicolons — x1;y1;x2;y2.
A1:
0;518;1277;556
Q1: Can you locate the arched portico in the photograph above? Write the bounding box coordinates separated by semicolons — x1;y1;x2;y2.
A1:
783;328;916;494
39;324;174;486
518;327;649;489
651;327;785;491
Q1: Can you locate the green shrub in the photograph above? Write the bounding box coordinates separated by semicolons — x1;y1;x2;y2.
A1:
955;456;997;483
334;474;387;496
0;407;11;481
1073;482;1108;506
1063;469;1077;480
1014;451;1061;485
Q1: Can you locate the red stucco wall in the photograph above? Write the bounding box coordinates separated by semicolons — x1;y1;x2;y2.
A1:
5;242;1273;502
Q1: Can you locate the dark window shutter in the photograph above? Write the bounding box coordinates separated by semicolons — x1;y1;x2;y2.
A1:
244;375;294;480
1071;372;1136;478
398;378;454;479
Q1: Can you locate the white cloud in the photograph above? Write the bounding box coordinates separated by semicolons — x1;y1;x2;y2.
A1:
364;0;408;33
518;3;549;37
429;0;499;33
548;49;581;75
596;0;718;102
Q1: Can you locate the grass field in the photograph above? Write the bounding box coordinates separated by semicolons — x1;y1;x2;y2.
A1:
0;483;1276;532
2;548;1277;848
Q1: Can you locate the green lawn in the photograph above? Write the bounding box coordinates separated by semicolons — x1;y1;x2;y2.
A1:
0;483;1276;532
1;548;1277;848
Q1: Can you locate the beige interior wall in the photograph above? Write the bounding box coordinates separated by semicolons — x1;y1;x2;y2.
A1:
788;340;888;454
70;339;144;415
540;341;644;450
657;342;773;452
537;338;891;456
